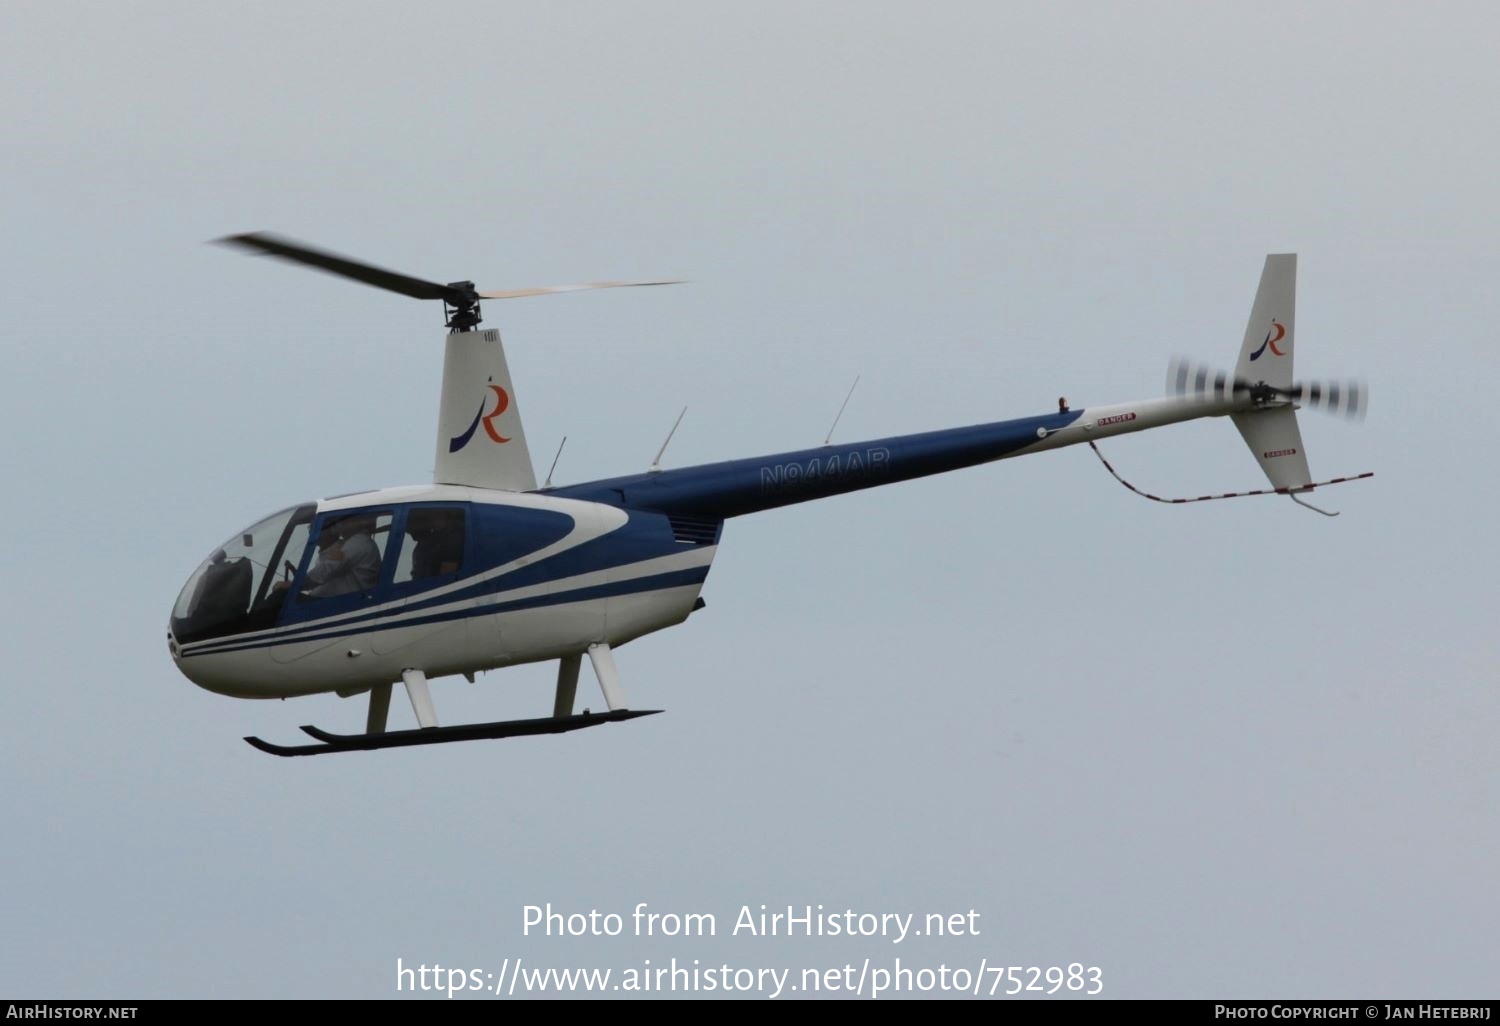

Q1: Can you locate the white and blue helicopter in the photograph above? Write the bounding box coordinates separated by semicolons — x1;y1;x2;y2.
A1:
169;235;1369;755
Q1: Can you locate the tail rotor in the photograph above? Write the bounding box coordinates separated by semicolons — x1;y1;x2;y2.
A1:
1166;356;1367;420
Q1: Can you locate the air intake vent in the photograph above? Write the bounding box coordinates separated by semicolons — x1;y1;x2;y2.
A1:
667;515;721;545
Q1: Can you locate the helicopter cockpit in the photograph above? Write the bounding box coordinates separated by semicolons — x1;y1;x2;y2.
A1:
170;503;318;644
170;501;473;647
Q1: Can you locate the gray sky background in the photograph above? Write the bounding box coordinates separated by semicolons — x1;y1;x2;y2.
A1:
3;1;1496;1000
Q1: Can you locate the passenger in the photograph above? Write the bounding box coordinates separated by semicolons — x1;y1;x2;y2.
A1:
409;512;463;579
303;515;382;598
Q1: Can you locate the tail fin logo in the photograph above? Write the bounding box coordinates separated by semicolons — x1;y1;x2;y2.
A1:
1249;320;1287;361
448;383;512;452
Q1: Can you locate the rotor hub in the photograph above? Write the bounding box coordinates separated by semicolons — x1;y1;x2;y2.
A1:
1248;380;1277;405
443;281;482;332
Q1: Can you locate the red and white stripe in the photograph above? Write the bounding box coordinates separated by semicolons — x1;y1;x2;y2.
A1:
1088;441;1373;505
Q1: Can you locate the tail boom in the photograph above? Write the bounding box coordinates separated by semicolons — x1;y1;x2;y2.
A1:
549;393;1245;520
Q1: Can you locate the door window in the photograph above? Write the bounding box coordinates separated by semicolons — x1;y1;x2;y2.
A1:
300;511;393;601
393;507;467;588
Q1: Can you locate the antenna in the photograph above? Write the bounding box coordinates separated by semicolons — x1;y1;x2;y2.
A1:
543;436;567;489
649;407;688;473
823;375;860;446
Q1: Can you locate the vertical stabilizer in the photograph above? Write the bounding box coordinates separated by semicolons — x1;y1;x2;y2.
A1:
433;329;537;491
1235;253;1296;392
1232;254;1311;491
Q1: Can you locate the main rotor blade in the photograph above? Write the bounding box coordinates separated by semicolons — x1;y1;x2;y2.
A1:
217;232;457;302
478;280;684;300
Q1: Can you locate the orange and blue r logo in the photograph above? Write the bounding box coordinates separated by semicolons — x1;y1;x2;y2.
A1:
1249;320;1287;361
449;383;512;452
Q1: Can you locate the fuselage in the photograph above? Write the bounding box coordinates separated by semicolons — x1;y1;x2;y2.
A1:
170;487;716;698
169;393;1244;700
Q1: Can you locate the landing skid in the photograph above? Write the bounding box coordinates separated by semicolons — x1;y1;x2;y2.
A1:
244;709;661;757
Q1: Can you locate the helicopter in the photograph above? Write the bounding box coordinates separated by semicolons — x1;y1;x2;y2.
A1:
169;235;1370;756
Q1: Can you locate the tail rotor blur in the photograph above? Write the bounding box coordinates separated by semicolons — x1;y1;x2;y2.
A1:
1166;356;1367;420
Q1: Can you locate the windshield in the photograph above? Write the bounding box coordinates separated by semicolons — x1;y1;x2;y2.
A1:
171;503;316;643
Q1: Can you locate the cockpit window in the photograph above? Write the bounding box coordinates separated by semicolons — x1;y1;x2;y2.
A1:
299;511;393;601
171;503;316;643
393;507;466;586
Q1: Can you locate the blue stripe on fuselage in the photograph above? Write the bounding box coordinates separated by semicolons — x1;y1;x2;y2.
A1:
546;408;1084;519
179;567;710;659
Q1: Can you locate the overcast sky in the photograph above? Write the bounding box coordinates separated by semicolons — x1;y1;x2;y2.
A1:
2;0;1496;1000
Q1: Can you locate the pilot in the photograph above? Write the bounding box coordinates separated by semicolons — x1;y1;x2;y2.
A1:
303;515;382;598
